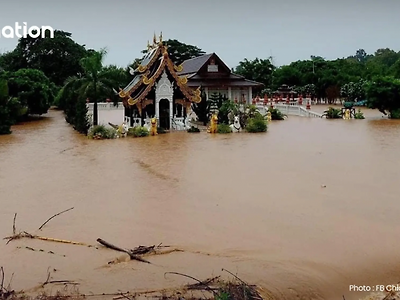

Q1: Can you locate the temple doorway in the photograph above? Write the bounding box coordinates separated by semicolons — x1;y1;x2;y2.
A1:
159;98;170;129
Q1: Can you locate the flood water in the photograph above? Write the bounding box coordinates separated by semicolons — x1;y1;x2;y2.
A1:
1;106;400;300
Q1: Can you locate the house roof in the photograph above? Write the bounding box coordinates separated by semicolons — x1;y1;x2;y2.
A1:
178;53;264;87
186;79;263;87
177;53;214;75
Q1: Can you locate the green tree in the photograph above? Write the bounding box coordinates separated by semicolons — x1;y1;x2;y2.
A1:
74;48;107;126
234;58;274;87
5;69;54;115
140;39;205;65
1;30;88;86
192;89;210;125
0;79;14;134
365;76;400;118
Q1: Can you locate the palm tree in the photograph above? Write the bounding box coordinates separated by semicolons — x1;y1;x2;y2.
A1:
79;48;107;126
61;49;130;128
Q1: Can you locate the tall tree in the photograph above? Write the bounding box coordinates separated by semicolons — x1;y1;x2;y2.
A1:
140;39;205;65
0;79;13;134
0;30;88;86
77;48;107;126
365;76;400;118
5;69;55;115
234;58;275;87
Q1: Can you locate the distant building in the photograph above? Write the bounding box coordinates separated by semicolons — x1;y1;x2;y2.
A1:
178;53;263;103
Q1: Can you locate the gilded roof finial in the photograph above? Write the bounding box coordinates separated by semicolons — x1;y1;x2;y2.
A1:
147;40;151;50
153;32;157;45
159;31;163;43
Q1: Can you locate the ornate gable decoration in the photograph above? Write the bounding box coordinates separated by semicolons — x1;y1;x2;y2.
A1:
156;71;173;99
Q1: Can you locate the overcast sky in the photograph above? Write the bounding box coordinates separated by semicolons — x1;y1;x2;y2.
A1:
1;0;399;69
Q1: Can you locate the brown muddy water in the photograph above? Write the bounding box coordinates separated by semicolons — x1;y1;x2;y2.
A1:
0;106;400;300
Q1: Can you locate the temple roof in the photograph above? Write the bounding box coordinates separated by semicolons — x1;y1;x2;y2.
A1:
116;35;201;109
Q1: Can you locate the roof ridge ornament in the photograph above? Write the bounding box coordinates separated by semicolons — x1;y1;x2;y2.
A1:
153;32;157;45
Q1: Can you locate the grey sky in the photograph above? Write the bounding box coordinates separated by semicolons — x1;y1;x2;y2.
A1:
1;0;399;69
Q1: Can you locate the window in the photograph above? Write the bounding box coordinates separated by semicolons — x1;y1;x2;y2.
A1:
207;65;218;72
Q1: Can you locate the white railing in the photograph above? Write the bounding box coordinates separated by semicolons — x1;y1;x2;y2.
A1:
256;104;323;118
86;102;124;110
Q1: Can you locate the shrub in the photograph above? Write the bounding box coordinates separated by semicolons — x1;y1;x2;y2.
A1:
88;125;116;139
127;126;149;137
390;109;400;119
269;107;286;120
354;109;365;119
157;127;167;134
217;123;232;134
187;126;200;133
246;115;268;132
323;107;342;119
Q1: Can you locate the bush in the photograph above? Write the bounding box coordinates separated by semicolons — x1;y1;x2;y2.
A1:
354;109;365;119
88;125;116;139
187;126;200;133
323;107;342;119
246;115;268;133
389;109;400;119
127;126;149;137
157;127;167;134
217;123;232;134
269;107;286;120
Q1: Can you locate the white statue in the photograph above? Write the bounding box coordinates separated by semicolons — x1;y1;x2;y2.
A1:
230;115;241;133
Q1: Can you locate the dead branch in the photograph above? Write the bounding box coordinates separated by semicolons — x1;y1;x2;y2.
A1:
40;269;79;288
4;231;88;246
186;276;220;290
164;272;217;296
0;267;15;300
96;238;151;264
38;207;74;230
12;214;16;236
222;268;249;286
1;267;4;293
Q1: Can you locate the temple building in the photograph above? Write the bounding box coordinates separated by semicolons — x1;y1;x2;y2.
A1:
177;53;263;103
117;34;263;129
117;33;201;130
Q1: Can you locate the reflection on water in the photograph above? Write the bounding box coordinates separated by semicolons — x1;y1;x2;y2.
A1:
0;108;400;300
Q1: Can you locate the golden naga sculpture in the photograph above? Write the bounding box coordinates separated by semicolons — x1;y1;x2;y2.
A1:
266;111;272;122
118;89;127;98
137;64;147;73
174;64;183;72
150;118;158;136
142;75;152;85
179;76;188;85
127;97;138;106
207;114;218;133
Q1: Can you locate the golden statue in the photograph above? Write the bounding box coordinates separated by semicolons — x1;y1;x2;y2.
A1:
207;114;218;133
344;109;350;120
150;118;158;136
266;111;272;122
